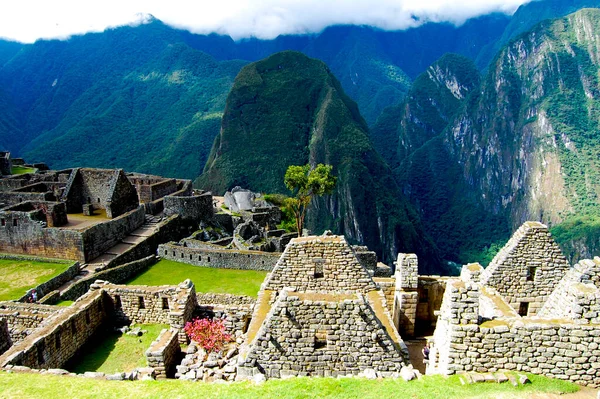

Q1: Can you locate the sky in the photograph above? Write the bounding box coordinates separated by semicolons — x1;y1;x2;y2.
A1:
0;0;534;43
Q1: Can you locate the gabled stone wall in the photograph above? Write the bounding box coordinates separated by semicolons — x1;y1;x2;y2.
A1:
263;235;377;294
538;257;600;323
242;290;406;378
480;221;569;315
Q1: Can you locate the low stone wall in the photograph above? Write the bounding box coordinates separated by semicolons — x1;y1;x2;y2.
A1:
97;280;197;343
60;256;157;301
0;318;12;355
81;205;145;261
158;242;280;271
0;302;61;344
0;290;109;369
416;276;449;326
194;293;255;334
146;328;181;379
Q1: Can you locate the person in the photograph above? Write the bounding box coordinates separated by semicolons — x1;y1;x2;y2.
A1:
31;289;38;302
422;343;430;362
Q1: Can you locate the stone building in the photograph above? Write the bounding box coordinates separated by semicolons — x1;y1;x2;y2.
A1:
62;168;139;219
426;221;600;387
238;233;409;379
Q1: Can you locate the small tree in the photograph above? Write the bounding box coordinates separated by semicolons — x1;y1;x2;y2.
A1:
284;163;337;234
184;318;232;354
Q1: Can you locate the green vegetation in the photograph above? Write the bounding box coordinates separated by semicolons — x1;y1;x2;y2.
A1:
263;193;296;232
0;256;72;301
284;164;337;234
10;165;36;175
125;259;267;297
0;371;579;399
65;324;167;374
197;51;442;271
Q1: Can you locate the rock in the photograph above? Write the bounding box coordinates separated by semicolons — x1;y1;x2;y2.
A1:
11;366;31;372
518;374;530;385
46;369;69;375
252;373;266;384
204;361;218;368
507;374;518;387
361;368;377;380
495;373;508;383
186;345;198;354
106;373;125;381
223;365;237;374
400;367;415;382
83;372;105;379
471;373;485;383
225;347;238;360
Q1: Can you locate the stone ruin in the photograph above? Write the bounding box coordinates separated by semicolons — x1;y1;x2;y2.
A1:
237;233;410;379
425;222;600;387
0;157;598;387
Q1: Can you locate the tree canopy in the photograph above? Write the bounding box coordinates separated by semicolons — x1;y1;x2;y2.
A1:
284;163;337;234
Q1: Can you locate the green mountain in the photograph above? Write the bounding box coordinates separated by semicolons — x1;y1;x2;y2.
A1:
197;51;443;272
371;54;509;264
378;9;600;265
476;0;600;69
0;20;245;179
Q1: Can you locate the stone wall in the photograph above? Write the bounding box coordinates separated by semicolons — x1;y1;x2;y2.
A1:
0;290;109;369
0;152;12;175
480;221;570;315
416;276;449;328
393;253;419;337
135;179;178;203
538;257;600;323
0;318;10;355
62;168;139;218
195;293;255;335
97;280;197;343
0;302;61;344
158;242;280;271
241;290;406;378
164;193;213;222
60;256;157;301
80;205;145;261
263;235;378;294
146;328;181;379
0;191;54;207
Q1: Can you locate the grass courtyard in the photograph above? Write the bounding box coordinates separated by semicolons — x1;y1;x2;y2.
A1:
10;165;37;175
125;259;268;298
65;324;168;374
0;371;581;399
0;256;73;301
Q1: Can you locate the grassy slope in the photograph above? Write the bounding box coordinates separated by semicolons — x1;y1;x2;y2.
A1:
125;259;267;298
10;165;36;175
0;257;71;301
0;372;579;399
65;324;168;374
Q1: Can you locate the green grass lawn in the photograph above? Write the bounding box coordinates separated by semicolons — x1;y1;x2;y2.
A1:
65;324;168;374
55;300;74;307
0;256;72;301
125;259;267;297
10;165;37;175
0;372;579;399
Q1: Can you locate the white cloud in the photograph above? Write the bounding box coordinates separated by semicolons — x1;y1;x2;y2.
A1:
0;0;533;43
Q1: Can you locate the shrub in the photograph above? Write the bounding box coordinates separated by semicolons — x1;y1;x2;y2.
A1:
183;318;232;353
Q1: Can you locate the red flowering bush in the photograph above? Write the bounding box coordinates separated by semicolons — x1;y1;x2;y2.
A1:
184;318;232;353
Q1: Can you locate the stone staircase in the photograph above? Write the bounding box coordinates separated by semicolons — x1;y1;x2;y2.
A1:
57;214;162;294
